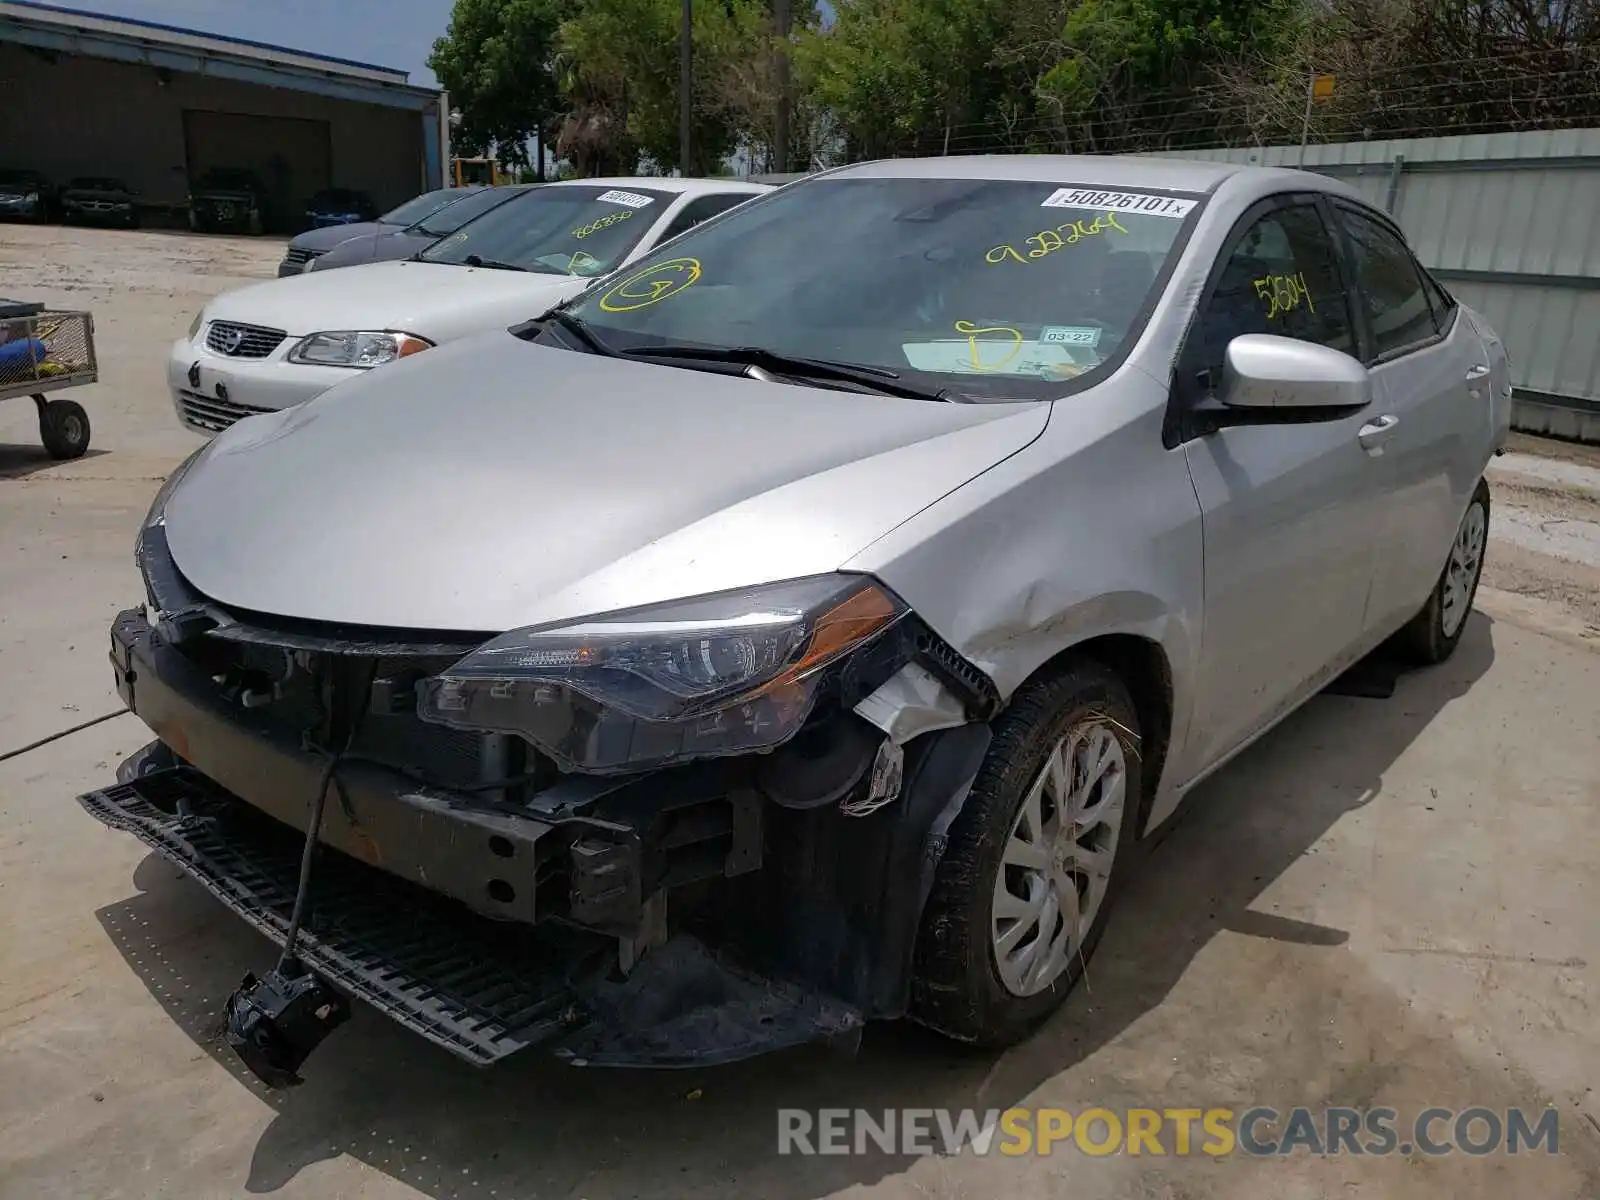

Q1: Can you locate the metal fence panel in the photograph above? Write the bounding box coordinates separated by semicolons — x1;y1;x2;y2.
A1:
1152;129;1600;432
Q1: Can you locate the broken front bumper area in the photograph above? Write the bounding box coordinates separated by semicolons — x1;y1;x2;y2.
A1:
82;768;860;1067
81;604;991;1069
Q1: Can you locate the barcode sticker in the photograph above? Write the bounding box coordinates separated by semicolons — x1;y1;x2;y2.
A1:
1041;188;1196;219
595;189;655;208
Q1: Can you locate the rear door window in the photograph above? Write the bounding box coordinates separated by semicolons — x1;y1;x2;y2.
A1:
1336;208;1439;359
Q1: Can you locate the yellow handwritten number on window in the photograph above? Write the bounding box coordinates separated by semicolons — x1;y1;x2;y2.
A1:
986;212;1128;266
598;257;703;313
1253;272;1315;319
954;320;1023;371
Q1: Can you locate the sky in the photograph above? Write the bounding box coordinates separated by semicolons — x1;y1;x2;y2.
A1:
77;0;455;85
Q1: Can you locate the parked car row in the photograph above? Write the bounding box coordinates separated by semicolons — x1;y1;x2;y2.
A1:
174;176;769;432
0;164;389;235
89;156;1512;1088
0;169;140;226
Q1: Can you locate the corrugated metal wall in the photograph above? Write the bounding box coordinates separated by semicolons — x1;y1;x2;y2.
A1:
1157;129;1600;434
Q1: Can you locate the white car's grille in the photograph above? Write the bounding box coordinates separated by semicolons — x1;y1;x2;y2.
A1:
176;389;274;434
205;320;286;359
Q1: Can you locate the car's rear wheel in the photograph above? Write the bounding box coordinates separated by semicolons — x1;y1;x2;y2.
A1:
1393;479;1490;665
911;658;1143;1047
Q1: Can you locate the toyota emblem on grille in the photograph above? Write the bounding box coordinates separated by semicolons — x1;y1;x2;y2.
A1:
219;327;245;354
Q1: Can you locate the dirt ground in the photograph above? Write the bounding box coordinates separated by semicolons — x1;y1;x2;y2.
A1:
1;223;1597;1199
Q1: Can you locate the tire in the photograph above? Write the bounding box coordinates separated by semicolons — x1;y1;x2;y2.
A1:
39;399;90;460
911;657;1144;1047
1392;478;1490;665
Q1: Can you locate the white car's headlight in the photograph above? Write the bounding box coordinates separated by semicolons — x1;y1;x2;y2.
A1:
417;575;909;774
287;330;432;368
188;310;205;338
24;191;39;203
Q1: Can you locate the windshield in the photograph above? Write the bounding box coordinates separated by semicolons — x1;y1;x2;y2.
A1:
382;187;464;227
563;176;1200;398
69;177;126;191
0;170;44;186
419;184;672;276
410;186;525;237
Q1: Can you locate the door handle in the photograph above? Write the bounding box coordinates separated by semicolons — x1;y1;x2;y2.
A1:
1466;363;1492;379
1358;414;1400;454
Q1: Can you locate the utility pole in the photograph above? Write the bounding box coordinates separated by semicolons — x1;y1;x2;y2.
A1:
1298;69;1314;168
679;0;693;176
772;0;792;172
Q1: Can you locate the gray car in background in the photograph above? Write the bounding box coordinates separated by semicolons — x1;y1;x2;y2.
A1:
87;156;1511;1082
307;184;540;272
277;186;484;276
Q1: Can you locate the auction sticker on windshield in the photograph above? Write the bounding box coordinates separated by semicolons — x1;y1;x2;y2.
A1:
1040;188;1196;219
596;189;656;208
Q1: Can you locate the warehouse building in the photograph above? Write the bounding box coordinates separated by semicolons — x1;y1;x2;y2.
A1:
0;0;447;227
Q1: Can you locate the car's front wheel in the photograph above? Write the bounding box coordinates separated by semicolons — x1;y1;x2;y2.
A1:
911;657;1143;1047
1393;478;1490;664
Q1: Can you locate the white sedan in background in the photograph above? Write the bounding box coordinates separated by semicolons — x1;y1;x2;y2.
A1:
169;177;771;435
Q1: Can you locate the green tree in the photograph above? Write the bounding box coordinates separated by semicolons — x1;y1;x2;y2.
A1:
554;0;773;175
1036;0;1303;150
429;0;572;172
796;0;1031;160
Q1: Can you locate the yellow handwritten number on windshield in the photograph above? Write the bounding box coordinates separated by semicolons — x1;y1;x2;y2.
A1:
598;257;703;313
986;211;1128;266
954;320;1023;371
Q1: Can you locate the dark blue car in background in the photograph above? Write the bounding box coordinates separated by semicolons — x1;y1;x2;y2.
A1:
303;187;380;230
278;186;483;276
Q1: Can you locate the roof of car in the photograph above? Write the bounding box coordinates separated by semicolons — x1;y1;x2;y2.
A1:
544;176;771;197
824;154;1273;193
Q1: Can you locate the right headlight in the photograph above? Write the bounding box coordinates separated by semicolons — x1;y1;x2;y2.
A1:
287;330;432;368
417;574;908;774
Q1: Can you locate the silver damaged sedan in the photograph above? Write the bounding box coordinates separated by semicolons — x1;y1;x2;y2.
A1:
85;155;1512;1083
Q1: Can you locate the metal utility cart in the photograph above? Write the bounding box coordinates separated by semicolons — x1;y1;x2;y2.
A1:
0;298;96;459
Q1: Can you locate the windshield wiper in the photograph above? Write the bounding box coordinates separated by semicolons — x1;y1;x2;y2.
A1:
616;344;953;401
539;310;618;356
463;254;527;271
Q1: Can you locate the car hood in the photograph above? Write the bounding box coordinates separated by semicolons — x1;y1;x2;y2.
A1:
312;229;433;269
64;188;132;201
163;337;1050;631
291;221;390;251
204;260;584;340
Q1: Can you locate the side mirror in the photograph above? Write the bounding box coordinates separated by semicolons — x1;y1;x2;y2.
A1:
1221;334;1369;411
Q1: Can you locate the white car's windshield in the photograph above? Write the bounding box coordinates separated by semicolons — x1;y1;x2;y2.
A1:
420;185;673;276
563;176;1202;398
